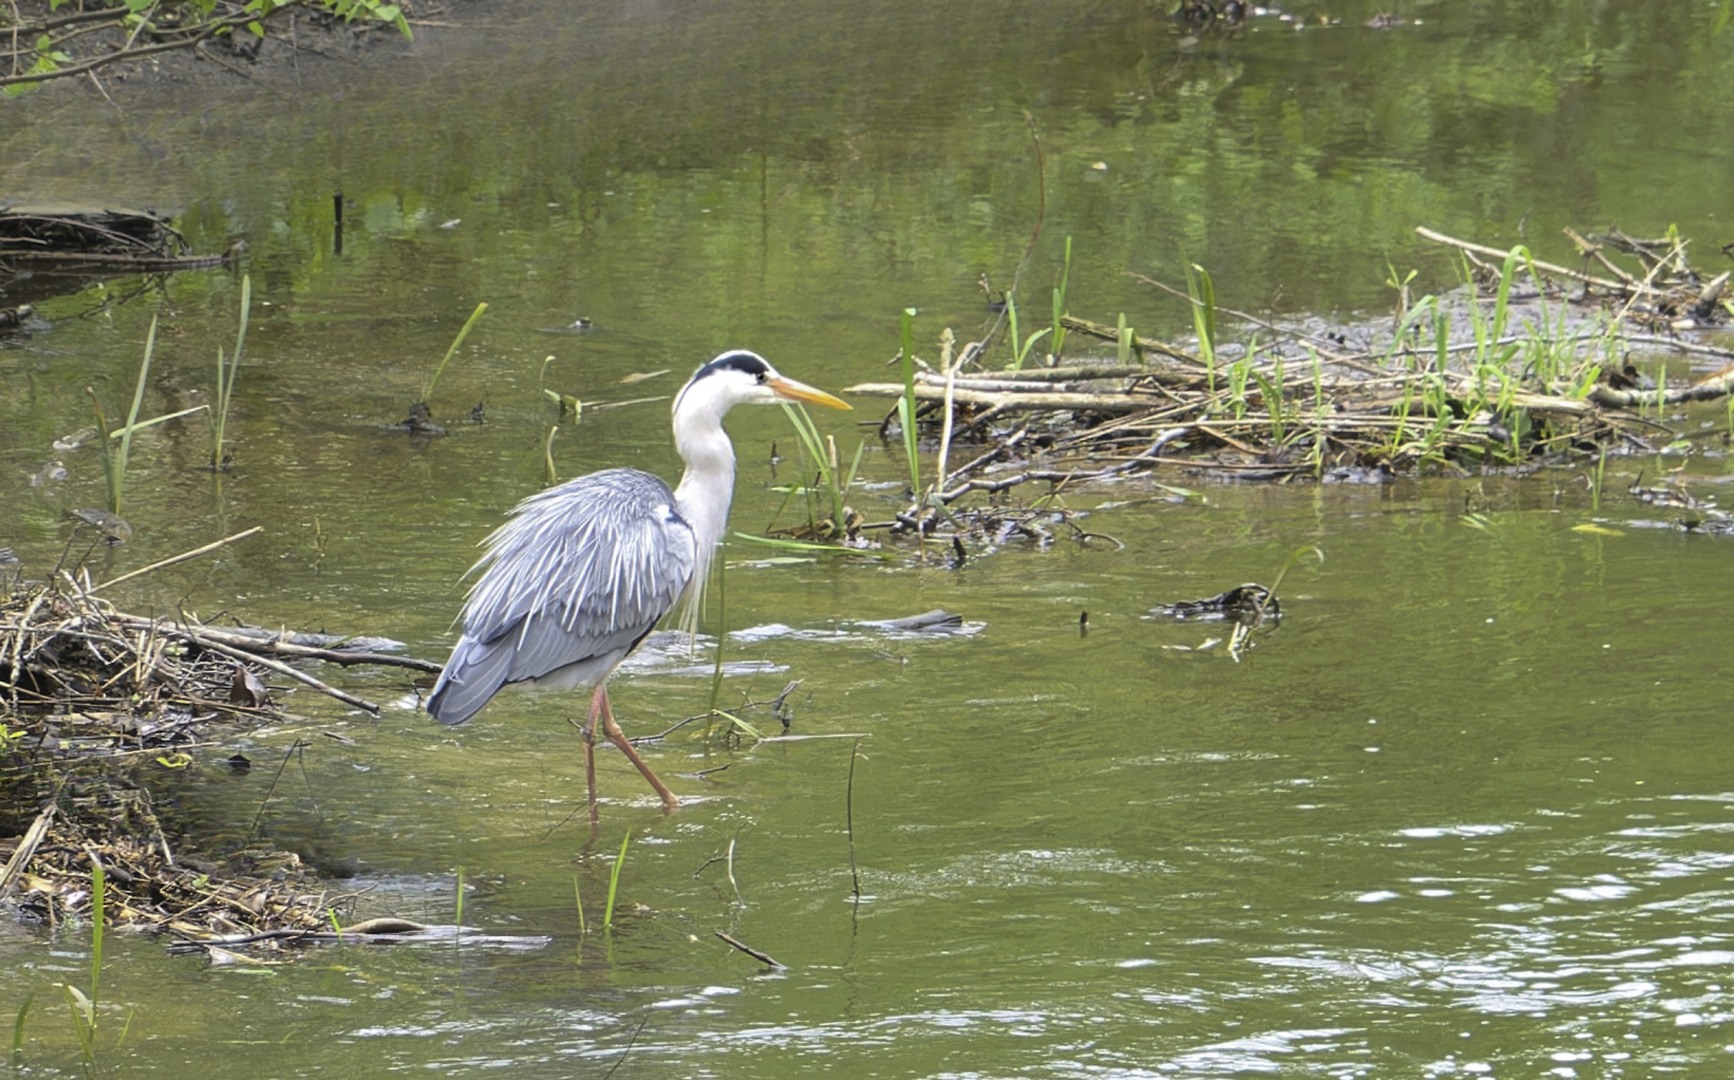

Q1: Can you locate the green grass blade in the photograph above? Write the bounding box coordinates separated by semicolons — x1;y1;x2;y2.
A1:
898;307;920;500
779;402;841;529
1188;264;1217;394
212;275;251;469
12;987;34;1061
843;437;866;495
1050;235;1072;359
211;345;227;469
86;389;118;512
425;301;489;400
1492;245;1524;345
112;314;158;515
110;405;208;441
89;861;104;1006
1252;370;1284;445
603;830;630;929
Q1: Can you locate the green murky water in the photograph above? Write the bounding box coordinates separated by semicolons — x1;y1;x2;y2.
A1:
5;1;1734;1075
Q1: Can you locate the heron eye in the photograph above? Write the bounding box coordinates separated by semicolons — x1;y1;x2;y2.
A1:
757;372;769;383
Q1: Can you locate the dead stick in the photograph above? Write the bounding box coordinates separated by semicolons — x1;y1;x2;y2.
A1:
599;1017;650;1080
844;382;1157;414
188;634;380;714
846;737;863;899
1415;226;1629;293
90;526;263;594
0;804;55;898
1563;226;1638;285
715;931;784;969
110;616;442;672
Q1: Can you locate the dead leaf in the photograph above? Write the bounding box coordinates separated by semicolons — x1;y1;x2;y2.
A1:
229;664;270;708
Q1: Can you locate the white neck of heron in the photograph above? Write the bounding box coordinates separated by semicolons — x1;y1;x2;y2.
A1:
672;402;738;569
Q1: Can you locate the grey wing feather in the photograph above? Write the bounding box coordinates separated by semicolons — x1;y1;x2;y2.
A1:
427;469;696;724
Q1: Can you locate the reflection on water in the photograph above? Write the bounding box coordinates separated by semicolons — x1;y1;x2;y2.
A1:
3;0;1734;1077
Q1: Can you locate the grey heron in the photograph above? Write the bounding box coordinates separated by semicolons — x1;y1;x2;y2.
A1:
426;350;850;817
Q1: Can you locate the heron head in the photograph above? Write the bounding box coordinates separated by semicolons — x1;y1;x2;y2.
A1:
673;350;851;418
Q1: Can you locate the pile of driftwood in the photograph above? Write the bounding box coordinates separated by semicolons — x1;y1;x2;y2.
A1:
0;203;242;313
0;542;439;935
843;224;1734;537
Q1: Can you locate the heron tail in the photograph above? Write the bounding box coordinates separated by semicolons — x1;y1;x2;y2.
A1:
426;634;513;725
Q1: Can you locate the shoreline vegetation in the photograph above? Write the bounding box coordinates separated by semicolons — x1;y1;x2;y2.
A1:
0;0;415;93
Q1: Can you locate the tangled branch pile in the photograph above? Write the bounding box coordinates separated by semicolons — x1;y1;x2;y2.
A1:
0;568;437;934
843;224;1734;538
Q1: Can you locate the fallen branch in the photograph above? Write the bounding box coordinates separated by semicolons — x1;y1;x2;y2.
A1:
173;631;380;715
1416;225;1630;293
109;616;441;673
843;381;1160;415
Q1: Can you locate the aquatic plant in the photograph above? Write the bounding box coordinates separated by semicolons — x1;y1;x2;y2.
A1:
780;402;864;538
87;314;159;517
1004;294;1052;372
1050;235;1073;361
1186;264;1219;395
604;830;630;930
210;275;251;471
1252;356;1286;448
544;425;561;485
10;989;32;1062
1226;340;1254;421
897;307;921;501
1590;445;1608;511
423;301;488;402
52;861;129;1065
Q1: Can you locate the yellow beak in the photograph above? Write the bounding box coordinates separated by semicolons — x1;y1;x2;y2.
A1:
770;375;851;410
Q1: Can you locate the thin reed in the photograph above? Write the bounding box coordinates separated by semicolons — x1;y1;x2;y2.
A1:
897;308;921;501
603;830;630;929
210;275;250;470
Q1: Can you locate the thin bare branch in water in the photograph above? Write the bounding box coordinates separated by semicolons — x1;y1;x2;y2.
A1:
846;738;864;900
248;740;310;843
715;931;784;970
599;1016;651;1080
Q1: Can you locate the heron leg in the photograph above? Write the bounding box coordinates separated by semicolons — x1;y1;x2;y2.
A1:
583;683;605;827
597;688;681;810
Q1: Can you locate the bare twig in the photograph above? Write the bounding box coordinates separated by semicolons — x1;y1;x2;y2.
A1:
1415;226;1630;293
90;526;264;595
846;737;863;899
715;931;784;969
183;632;380;714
